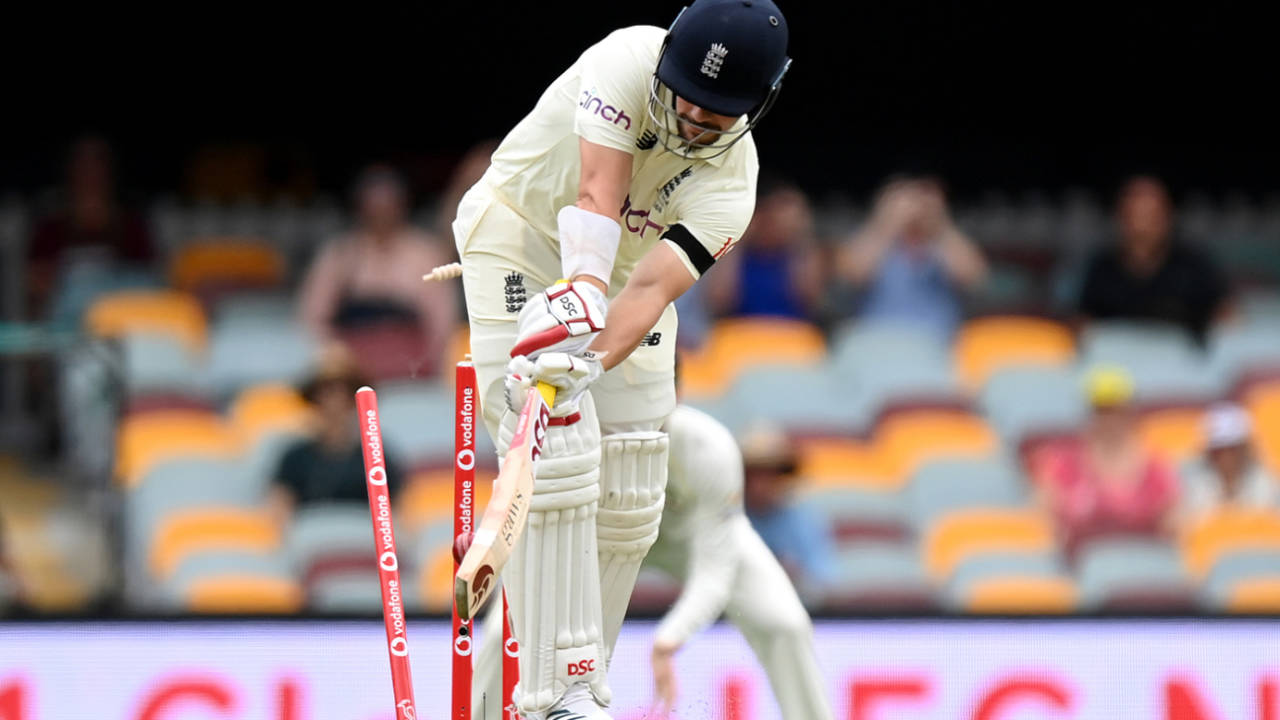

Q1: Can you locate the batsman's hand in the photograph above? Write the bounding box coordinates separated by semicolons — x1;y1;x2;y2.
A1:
510;280;607;360
650;640;679;717
504;350;604;416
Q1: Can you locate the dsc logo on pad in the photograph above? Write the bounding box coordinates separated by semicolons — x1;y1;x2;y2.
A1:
567;659;596;676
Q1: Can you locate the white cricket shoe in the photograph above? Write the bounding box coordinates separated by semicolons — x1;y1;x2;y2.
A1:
542;682;612;720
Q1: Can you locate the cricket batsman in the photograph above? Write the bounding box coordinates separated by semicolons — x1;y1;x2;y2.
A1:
450;1;791;717
471;404;834;719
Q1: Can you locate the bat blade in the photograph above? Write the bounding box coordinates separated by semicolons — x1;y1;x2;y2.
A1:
454;381;554;620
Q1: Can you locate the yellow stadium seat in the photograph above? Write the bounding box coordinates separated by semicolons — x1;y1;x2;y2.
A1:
963;576;1078;613
1247;383;1280;476
403;474;494;532
1181;509;1280;579
85;290;207;351
876;410;999;479
419;545;455;613
1137;407;1206;463
150;508;281;578
923;508;1056;580
680;318;826;398
169;239;285;294
115;410;241;487
1225;577;1280;613
795;438;896;490
954;316;1075;392
185;575;304;614
228;383;313;445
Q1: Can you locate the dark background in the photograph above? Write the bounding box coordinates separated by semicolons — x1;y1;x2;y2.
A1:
4;1;1273;202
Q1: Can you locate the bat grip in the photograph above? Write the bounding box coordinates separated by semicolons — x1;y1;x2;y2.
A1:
535;380;556;407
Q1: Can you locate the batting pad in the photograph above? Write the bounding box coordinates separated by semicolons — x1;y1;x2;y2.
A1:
500;393;610;714
597;431;669;663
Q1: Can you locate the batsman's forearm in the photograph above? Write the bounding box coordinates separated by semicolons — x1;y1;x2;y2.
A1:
588;283;669;371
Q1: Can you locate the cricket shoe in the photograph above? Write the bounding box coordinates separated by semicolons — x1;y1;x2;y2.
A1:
542;682;612;720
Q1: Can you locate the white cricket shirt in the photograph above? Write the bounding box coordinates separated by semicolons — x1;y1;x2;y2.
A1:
477;25;759;292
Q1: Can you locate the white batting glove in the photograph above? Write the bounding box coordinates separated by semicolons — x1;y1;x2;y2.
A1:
510;280;607;360
504;351;605;416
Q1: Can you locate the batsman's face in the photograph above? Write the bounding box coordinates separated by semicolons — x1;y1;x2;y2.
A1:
674;97;737;145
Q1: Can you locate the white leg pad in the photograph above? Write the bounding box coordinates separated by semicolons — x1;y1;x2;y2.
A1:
597;431;669;662
498;393;610;714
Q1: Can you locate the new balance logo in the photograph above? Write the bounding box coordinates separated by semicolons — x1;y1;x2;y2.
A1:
640;332;662;347
636;129;658;150
504;272;526;314
701;42;728;78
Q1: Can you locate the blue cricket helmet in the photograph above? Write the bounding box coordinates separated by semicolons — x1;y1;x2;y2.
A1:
647;0;792;158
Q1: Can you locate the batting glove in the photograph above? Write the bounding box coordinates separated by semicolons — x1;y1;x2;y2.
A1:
504;351;605;416
510;280;607;360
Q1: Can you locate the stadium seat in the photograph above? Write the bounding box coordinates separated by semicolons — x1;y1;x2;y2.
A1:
85;289;207;352
1076;537;1194;611
418;543;456;612
376;380;457;467
960;575;1078;614
1246;382;1280;475
228;383;313;478
907;456;1026;528
169;239;285;302
1136;407;1206;464
830;322;958;421
824;542;935;611
149;507;281;579
980;366;1086;444
119;333;208;398
46;263;163;329
678;317;826;399
308;571;385;612
164;550;294;611
796;487;910;545
286;503;376;584
723;366;865;435
1209;323;1280;389
1223;578;1280;613
876;410;999;479
922;508;1055;581
953;316;1075;392
402;474;493;534
213;292;296;329
796;438;896;491
184;575;304;614
1181;509;1280;580
1079;322;1219;400
945;552;1065;608
207;316;318;398
1204;550;1280;608
115;410;241;487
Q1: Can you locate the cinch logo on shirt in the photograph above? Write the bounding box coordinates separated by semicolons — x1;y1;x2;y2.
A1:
619;195;665;239
579;89;632;131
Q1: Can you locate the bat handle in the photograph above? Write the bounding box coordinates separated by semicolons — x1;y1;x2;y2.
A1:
535;381;556;407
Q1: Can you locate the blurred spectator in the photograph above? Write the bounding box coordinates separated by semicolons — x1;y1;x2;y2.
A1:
267;344;404;526
739;423;836;604
298;164;457;377
1179;403;1278;519
1076;175;1230;342
836;176;987;339
27;135;153;317
703;180;823;320
1034;367;1180;559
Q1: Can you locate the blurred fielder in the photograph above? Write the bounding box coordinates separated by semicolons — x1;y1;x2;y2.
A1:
450;1;791;717
472;405;834;719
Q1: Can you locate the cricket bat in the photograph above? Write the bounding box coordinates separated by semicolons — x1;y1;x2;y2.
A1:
454;380;556;621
